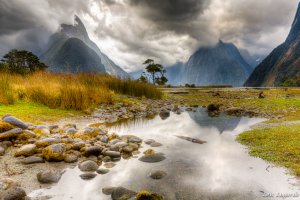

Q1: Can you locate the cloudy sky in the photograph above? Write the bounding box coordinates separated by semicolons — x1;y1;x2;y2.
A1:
0;0;299;72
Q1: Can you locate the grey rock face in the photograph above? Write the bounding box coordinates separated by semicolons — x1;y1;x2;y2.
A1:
139;153;166;163
2;116;28;129
37;170;62;184
79;160;99;172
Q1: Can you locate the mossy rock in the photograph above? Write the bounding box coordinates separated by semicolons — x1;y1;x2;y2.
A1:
108;133;120;141
0;122;15;133
143;149;156;155
136;191;163;200
42;143;66;162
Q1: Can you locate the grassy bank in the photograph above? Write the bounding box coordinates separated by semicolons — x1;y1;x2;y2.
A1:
0;101;82;124
165;87;300;175
237;124;300;175
0;72;162;111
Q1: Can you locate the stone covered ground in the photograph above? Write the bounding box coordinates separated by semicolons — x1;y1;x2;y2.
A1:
1;88;300;199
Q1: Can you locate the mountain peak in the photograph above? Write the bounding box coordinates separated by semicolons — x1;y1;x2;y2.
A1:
61;15;89;41
286;2;300;43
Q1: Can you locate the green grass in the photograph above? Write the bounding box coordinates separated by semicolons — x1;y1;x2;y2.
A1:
0;101;83;124
237;124;300;175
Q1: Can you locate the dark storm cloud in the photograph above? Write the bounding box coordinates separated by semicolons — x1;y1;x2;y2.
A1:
0;0;299;71
128;0;211;22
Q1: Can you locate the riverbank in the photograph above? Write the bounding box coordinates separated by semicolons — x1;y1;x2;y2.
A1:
165;87;300;176
1;87;300;199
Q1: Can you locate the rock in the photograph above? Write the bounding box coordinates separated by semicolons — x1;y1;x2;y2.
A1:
104;151;121;158
102;187;116;195
207;103;220;112
66;127;77;135
149;171;167;180
64;154;78;163
144;139;155;145
159;109;170;120
139;154;166;163
79;173;97;180
0;186;27;200
175;135;207;144
100;135;109;143
2;116;28;129
96;168;110;174
128;136;142;144
0;146;5;156
103;156;112;162
143;149;156;155
79;160;99;172
72;141;85;151
136;191;163;200
122;146;134;153
0;128;23;139
17;130;36;140
37;170;62;184
103;162;116;168
110;142;128;151
84;146;103;157
34;126;50;135
128;143;139;150
74;127;98;140
0;121;15;133
111;187;137;200
150;142;162;147
15;144;37;157
259;91;265;99
35;137;61;147
42;144;66;162
21;156;45;164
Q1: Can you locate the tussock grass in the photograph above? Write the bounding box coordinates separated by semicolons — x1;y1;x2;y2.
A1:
0;72;162;111
237;124;300;175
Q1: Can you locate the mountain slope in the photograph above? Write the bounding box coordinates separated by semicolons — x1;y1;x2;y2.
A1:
245;3;300;87
41;16;129;77
47;38;105;73
182;41;253;86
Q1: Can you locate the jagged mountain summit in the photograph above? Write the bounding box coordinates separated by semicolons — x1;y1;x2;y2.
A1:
181;41;253;86
41;15;129;77
245;3;300;87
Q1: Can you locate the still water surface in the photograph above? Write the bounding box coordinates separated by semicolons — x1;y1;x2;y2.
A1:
30;110;300;200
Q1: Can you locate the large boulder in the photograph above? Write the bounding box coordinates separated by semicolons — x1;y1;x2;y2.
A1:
2;115;28;129
15;144;37;157
84;146;103;157
0;122;15;133
139;153;166;163
35;137;61;147
79;160;99;172
0;128;23;140
37;170;62;184
42;143;66;162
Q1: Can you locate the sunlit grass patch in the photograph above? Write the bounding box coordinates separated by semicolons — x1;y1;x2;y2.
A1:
237;124;300;175
0;101;83;124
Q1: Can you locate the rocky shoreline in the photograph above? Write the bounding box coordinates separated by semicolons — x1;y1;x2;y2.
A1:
0;100;183;200
0;94;283;200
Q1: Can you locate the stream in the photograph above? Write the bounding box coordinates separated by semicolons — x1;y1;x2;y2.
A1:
29;109;300;200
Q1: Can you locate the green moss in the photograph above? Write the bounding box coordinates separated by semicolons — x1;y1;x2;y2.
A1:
237;124;300;175
0;101;83;124
0;121;15;132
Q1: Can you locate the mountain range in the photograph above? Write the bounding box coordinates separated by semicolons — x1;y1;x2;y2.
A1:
132;41;256;86
245;3;300;87
40;16;129;78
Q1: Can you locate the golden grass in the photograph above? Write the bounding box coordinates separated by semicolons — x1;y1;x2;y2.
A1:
0;72;162;111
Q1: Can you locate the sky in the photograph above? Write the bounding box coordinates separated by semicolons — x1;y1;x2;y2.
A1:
0;0;299;72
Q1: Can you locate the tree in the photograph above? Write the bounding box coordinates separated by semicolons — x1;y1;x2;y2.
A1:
1;49;47;74
139;59;168;85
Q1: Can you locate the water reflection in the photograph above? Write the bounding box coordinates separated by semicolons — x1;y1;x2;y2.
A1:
29;111;300;200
